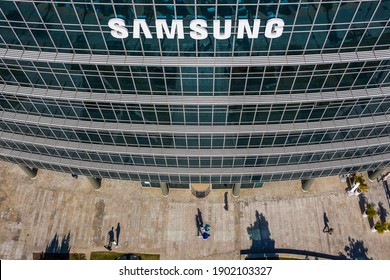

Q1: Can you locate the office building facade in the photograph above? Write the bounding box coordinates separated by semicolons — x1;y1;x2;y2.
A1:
0;0;389;195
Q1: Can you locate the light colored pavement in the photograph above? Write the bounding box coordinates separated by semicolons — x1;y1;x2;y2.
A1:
0;161;389;260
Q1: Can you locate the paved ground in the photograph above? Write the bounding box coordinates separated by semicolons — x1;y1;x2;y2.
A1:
0;161;389;260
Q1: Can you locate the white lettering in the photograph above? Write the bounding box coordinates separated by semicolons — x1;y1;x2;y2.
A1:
190;19;208;40
156;19;184;39
237;19;261;39
108;18;129;39
108;18;285;40
213;19;232;40
265;18;284;39
133;19;152;39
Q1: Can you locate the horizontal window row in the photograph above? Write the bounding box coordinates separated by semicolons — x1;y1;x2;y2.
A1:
2;59;386;75
1;120;389;149
140;183;254;189
2;154;389;184
2;2;387;25
1;26;388;56
1;60;389;95
1;138;389;168
0;1;388;56
1;94;389;125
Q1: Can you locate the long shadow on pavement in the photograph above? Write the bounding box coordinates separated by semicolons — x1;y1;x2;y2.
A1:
382;180;390;208
378;202;388;223
358;194;368;214
195;208;204;236
38;232;71;260
243;210;277;259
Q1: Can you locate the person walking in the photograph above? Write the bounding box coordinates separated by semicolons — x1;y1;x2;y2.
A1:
322;212;330;233
105;227;115;251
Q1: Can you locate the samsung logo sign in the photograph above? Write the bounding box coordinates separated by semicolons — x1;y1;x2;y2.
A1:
108;18;284;40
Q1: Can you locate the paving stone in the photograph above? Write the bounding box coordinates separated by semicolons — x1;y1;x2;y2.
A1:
0;161;389;259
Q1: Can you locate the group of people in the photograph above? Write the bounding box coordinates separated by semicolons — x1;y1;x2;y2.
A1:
199;224;211;240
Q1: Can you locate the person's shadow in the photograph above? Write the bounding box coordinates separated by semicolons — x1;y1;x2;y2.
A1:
195;208;204;235
224;192;229;211
105;227;115;250
323;212;330;233
115;223;121;246
378;202;388;222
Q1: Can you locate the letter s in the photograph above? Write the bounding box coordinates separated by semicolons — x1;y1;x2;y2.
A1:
108;18;129;39
190;19;208;40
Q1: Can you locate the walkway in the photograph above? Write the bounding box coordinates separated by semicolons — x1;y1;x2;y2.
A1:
0;161;389;259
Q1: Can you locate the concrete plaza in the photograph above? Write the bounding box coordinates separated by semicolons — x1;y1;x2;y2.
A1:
0;161;389;259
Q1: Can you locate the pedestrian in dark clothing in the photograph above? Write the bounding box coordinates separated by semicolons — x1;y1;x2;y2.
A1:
105;227;115;250
322;212;330;232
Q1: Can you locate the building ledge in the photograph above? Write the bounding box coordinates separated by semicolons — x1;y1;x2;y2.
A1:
1;48;389;67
